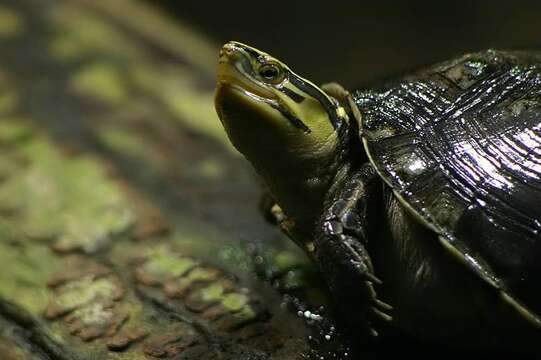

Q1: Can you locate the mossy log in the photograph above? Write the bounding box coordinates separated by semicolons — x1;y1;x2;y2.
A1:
0;1;342;359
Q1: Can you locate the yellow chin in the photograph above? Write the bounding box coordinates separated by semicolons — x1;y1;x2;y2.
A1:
214;80;281;133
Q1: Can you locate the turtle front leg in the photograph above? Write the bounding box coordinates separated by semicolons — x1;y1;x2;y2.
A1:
314;164;393;337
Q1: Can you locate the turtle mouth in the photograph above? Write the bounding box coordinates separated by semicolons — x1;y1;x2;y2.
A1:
216;44;277;103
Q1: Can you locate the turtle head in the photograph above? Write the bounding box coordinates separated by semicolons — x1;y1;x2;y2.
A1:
215;41;348;163
215;41;351;239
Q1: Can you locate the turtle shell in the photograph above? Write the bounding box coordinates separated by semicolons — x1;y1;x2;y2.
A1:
355;50;541;325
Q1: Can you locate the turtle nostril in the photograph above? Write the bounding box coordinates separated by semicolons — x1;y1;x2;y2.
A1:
219;43;238;62
224;42;239;54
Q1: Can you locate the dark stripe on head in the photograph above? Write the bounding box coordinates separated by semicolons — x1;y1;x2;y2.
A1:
240;46;262;60
280;87;305;103
269;102;311;133
289;76;342;129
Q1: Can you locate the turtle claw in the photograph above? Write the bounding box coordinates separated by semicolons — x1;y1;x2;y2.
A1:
321;231;394;336
366;302;393;338
371;304;393;322
366;280;393;332
363;270;382;285
374;298;393;312
364;299;393;338
368;325;379;337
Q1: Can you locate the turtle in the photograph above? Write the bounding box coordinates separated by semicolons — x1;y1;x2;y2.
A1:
214;41;541;349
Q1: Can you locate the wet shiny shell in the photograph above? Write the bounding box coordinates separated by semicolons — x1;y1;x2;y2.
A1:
356;50;541;321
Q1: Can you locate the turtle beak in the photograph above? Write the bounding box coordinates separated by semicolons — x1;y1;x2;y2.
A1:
218;42;240;66
218;42;241;61
217;42;276;101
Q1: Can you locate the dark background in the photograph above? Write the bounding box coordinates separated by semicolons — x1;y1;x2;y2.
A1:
150;1;541;88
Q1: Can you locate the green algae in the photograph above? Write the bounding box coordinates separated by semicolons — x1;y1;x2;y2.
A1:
199;283;225;303
217;245;252;273
0;118;32;143
0;91;18;116
48;4;139;61
0;0;321;357
107;352;148;360
0;6;24;38
71;62;129;106
186;266;218;282
143;246;197;279
0;121;135;253
192;158;224;179
96;125;168;187
52;276;120;313
128;64;235;152
98;127;152;160
274;250;310;271
0;242;60;315
231;305;257;322
69;301;117;327
222;293;249;312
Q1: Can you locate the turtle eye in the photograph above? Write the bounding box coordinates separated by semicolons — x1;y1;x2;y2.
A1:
258;63;284;84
